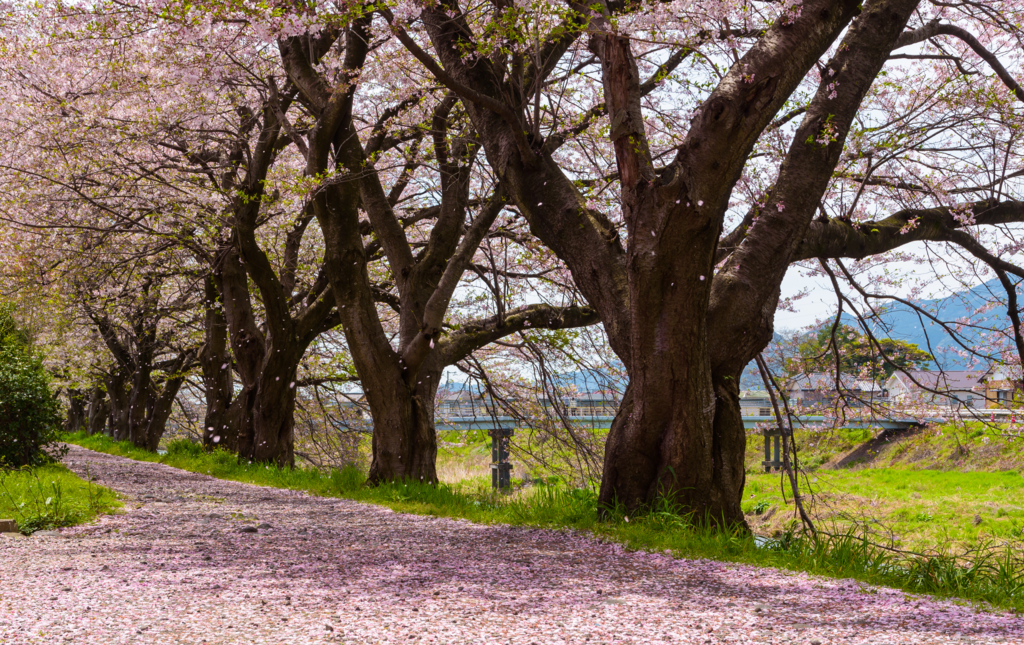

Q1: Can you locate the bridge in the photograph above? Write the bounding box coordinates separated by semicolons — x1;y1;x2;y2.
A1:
434;414;953;432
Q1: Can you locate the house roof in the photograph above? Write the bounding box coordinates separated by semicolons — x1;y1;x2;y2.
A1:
575;390;621;402
786;372;885;394
987;365;1021;382
437;389;478;403
853;379;884;393
789;372;859;391
887;370;987;392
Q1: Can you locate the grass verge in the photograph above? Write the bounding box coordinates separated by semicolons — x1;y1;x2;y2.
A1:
743;469;1024;552
0;462;121;534
65;431;1024;613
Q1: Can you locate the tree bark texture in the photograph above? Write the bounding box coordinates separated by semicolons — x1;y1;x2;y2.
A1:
63;389;87;434
363;366;441;484
199;276;235;451
105;371;130;442
86;387;109;436
214;242;310;467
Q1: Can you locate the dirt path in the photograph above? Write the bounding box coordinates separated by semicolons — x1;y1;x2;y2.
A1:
0;446;1021;645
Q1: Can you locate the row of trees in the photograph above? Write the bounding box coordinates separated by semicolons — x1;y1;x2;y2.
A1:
2;0;1023;525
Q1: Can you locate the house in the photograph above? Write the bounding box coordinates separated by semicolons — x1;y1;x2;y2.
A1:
436;389;473;417
570;390;621;417
885;370;986;408
739;390;773;417
436;389;496;417
786;373;885;409
537;390;622;417
983;366;1021;409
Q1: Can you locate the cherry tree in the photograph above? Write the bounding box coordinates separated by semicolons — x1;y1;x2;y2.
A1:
388;0;1024;522
0;4;335;461
0;0;596;476
0;204;202;450
269;12;597;483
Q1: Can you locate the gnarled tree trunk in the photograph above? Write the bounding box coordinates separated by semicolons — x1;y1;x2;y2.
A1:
86;387;110;436
199;276;235;451
415;0;910;526
106;371;130;441
241;349;300;467
142;354;192;452
214;236;336;467
63;389;87;434
126;369;154;449
364;365;441;484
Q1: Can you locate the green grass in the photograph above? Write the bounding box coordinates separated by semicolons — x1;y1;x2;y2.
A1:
738;421;1024;552
65;431;1024;613
744;469;1024;552
745;422;1024;474
0;463;121;534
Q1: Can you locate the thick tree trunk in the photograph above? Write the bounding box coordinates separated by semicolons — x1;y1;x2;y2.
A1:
595;244;732;521
213;241;304;466
596;382;633;509
365;366;440;485
214;241;265;460
86;387;109;436
202;362;235;450
106;373;130;441
63;389;87;433
222;351;303;468
143;371;188;452
126;369;154;449
708;371;749;524
199;276;234;450
243;357;299;467
226;385;256;457
598;351;758;528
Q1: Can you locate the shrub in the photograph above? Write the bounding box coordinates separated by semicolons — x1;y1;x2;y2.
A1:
330;464;365;493
0;305;64;469
166;438;204;457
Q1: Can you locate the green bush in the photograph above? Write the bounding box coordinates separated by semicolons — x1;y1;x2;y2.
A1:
166;439;204;457
0;305;64;468
330;464;365;492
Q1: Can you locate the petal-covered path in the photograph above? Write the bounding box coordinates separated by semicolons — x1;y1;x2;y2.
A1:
1;447;1021;645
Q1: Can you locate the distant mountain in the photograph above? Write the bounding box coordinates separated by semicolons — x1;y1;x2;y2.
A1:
839;278;1013;368
738;278;1016;387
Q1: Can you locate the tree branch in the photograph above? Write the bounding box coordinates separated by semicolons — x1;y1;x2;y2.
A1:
436;303;599;366
894;21;1024;101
